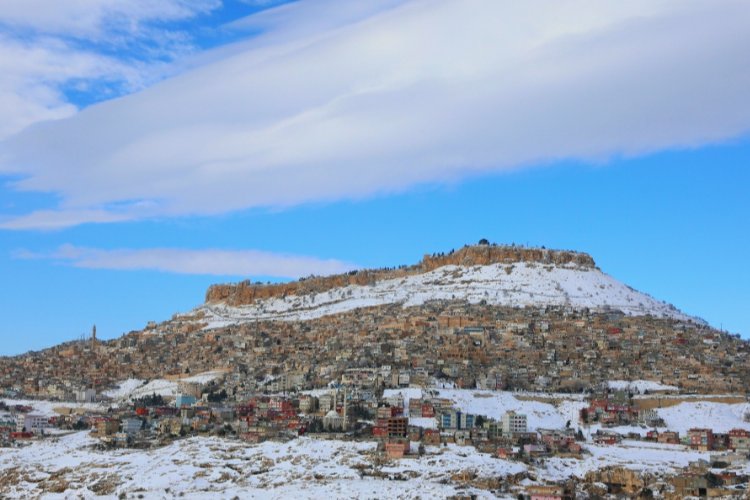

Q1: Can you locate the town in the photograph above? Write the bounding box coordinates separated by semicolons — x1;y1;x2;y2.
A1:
3;359;750;497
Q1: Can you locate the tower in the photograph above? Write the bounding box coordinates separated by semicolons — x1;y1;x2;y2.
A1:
343;386;349;430
91;324;98;352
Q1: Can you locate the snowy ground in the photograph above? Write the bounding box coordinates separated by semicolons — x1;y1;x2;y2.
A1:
658;401;750;434
197;262;699;328
3;393;750;498
103;371;225;402
607;380;679;394
1;399;105;418
541;440;710;481
0;432;519;499
0;430;726;499
384;388;587;431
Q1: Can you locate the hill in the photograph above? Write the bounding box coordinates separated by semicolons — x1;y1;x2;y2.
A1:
0;243;745;397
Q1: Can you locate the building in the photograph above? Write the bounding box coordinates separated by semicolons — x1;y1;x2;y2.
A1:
122;418;143;435
386;416;408;438
501;411;527;435
322;410;344;431
525;484;569;500
175;394;197;408
76;388;96;403
16;414;48;435
439;409;476;430
385;439;410;459
688;428;715;451
728;428;750;454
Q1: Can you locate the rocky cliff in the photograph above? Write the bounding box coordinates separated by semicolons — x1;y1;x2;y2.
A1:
205;244;596;306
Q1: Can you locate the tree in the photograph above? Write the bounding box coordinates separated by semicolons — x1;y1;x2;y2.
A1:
478;238;490;246
474;415;485;427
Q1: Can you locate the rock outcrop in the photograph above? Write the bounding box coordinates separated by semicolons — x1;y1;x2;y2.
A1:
205;244;595;306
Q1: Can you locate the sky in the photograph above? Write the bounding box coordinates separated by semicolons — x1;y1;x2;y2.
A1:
0;0;748;355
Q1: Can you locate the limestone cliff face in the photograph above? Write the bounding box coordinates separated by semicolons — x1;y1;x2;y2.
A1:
205;245;596;306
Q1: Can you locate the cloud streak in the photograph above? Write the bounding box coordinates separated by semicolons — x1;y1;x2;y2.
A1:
2;0;750;229
16;244;356;278
0;0;220;141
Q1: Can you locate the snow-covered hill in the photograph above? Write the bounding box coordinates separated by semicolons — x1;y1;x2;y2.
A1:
198;261;701;328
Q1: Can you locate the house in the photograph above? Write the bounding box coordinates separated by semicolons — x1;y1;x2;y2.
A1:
385;439;410;459
175;394;197;408
16;414;48;435
728;428;750;454
422;428;440;445
454;430;471;446
386;416;408;438
122;418;142;435
657;431;680;445
501;411;527;435
525;484;570;500
688;428;715;451
298;395;318;414
593;430;621;445
94;418;119;437
76;388;96;403
439;409;475;430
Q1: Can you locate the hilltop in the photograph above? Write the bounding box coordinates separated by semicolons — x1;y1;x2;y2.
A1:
199;243;699;328
206;244;596;305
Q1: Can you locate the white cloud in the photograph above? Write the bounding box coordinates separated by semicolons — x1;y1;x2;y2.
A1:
2;0;750;229
0;0;220;140
0;0;220;39
16;244;356;278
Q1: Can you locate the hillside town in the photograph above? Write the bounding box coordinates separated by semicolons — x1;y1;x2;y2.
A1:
1;299;748;401
1;246;749;497
2;373;750;498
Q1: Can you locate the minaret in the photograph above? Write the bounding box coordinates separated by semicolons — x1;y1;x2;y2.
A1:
343;387;349;430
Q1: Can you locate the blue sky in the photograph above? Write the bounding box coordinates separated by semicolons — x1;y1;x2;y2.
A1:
0;0;749;355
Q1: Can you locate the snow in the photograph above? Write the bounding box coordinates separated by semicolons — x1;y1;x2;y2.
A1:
657;401;750;434
384;388;588;432
103;371;225;402
3;394;750;498
1;399;104;418
197;262;700;328
0;433;515;499
380;443;526;478
542;440;710;481
102;379;144;399
608;380;679;393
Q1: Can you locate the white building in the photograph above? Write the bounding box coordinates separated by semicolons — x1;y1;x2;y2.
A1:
16;414;48;435
501;411;527;435
322;410;344;431
76;388;96;403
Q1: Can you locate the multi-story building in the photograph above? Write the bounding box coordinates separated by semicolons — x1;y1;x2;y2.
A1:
501;411;527;435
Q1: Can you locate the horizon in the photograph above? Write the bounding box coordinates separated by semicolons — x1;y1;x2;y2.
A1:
1;0;749;355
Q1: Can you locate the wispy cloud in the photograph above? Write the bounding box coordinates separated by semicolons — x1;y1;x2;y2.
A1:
15;244;356;278
2;0;750;229
0;0;221;140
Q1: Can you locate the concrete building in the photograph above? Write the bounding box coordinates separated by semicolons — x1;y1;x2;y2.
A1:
501;411;527;435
